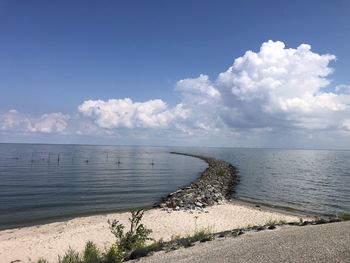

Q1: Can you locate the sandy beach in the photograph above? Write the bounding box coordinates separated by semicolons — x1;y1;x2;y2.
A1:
0;202;307;262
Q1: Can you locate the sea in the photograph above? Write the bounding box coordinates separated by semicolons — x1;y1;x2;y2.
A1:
0;143;349;230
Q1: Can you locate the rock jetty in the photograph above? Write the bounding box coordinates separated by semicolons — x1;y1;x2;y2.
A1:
155;152;238;211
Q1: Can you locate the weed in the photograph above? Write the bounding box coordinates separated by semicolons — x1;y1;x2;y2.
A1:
83;241;101;263
109;209;153;252
193;215;199;231
187;228;212;243
145;238;165;252
265;219;287;226
339;212;350;221
104;244;123;263
58;248;81;263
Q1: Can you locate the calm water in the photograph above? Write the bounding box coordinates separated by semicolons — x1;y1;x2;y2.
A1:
184;148;350;217
0;144;350;229
0;144;207;229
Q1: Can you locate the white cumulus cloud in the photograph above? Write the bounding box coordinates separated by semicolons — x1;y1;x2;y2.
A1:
0;110;69;133
3;40;350;147
74;40;350;144
175;40;349;132
78;98;186;129
336;84;350;94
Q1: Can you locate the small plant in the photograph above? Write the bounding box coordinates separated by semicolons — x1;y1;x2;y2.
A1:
187;228;212;243
193;215;199;231
339;212;350;221
83;241;102;263
145;238;165;252
37;259;49;263
108;209;153;252
104;244;123;263
58;248;81;263
265;219;287;226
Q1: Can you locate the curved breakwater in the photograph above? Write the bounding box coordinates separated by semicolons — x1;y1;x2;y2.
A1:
156;152;238;211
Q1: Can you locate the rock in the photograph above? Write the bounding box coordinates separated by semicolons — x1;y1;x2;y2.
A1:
157;152;238;212
329;218;341;223
256;226;265;231
195;202;203;207
200;237;211;243
177;238;193;248
315;218;328;225
129;247;150;260
301;221;311;226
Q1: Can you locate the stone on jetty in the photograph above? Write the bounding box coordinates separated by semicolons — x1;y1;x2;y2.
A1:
156;152;238;211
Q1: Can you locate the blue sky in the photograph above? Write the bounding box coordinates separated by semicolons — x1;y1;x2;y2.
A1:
1;1;350;148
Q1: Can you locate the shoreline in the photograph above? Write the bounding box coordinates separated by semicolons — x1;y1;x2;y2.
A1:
0;202;309;262
0;152;321;232
0;198;310;232
232;199;319;218
1;151;237;231
0;152;315;262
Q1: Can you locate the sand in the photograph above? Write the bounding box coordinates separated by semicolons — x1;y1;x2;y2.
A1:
0;202;307;262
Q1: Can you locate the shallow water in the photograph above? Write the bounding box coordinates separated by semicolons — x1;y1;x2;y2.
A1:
184;147;350;216
0;144;349;229
0;144;207;229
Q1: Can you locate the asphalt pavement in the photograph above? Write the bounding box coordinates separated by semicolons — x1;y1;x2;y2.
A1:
135;221;350;263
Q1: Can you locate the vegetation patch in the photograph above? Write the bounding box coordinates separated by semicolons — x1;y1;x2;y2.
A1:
338;212;350;221
33;204;349;262
108;209;153;252
58;248;80;263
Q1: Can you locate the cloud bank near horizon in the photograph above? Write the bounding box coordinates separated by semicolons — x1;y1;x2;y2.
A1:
1;40;350;147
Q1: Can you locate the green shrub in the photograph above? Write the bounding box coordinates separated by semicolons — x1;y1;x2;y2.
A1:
108;209;152;252
83;241;101;263
104;244;123;263
58;248;81;263
339;212;350;221
37;259;49;263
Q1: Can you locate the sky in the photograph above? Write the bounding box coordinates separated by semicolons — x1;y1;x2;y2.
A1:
0;0;350;149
